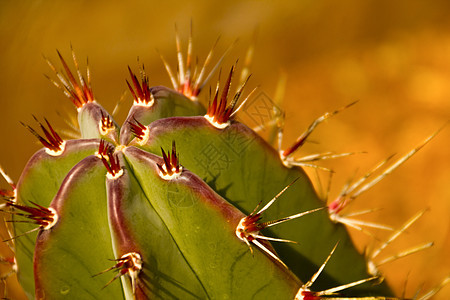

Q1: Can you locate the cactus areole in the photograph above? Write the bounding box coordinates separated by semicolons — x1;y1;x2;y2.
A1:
5;38;426;300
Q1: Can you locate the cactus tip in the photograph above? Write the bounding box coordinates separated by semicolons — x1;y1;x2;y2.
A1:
157;142;182;180
98;143;123;180
205;65;252;129
99;111;115;136
129;117;150;146
127;65;154;107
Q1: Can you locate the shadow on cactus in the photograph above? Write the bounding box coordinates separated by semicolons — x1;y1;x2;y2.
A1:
0;30;448;300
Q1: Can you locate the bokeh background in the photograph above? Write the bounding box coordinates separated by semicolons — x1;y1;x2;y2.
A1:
0;1;449;299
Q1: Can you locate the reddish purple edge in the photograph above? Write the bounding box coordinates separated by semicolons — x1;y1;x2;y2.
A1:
33;154;102;299
105;157;140;254
16;139;101;204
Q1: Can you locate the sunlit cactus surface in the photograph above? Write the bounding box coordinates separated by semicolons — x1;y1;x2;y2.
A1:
0;30;447;300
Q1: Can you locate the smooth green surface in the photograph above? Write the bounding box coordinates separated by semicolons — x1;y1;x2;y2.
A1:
34;156;123;299
124;146;301;299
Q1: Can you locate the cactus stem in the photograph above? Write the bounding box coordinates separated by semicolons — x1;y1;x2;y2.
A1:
295;243;382;300
157;142;182;180
99;111;115;136
129;117;150;146
127;65;155;107
279;101;358;166
21;117;66;156
94;252;143;294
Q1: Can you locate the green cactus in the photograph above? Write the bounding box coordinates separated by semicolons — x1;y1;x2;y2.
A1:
0;33;445;300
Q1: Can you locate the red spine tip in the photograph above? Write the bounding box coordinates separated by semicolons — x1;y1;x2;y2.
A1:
49;50;94;108
4;200;57;230
22;117;65;153
100;111;114;134
206;65;250;126
127;66;153;106
129;117;147;141
158;142;181;177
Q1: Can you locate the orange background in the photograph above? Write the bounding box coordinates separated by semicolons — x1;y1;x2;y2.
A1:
0;1;449;299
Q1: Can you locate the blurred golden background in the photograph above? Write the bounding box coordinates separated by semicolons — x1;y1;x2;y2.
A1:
0;1;449;299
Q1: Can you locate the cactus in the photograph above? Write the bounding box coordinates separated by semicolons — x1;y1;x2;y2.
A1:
0;33;447;300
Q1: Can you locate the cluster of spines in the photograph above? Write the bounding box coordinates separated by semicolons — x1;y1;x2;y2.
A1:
128;118;150;145
126;65;155;107
236;179;323;269
97;141;123;180
204;64;254;129
45;48;94;109
93;252;143;293
21;116;66;156
160;24;227;101
99;112;115;136
157;141;182;180
2;200;57;241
